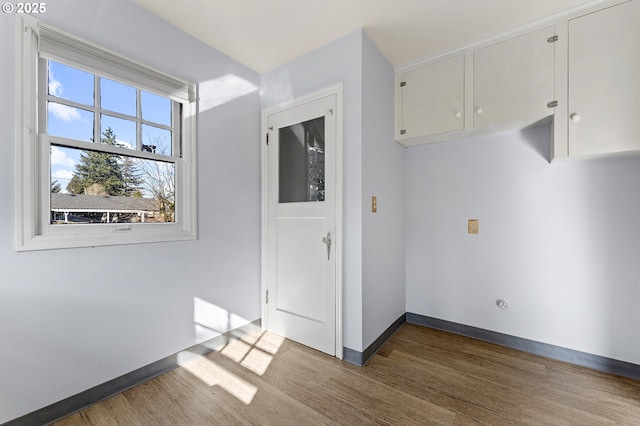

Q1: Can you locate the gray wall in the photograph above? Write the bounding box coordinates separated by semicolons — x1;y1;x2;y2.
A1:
0;0;261;422
361;35;406;348
406;126;640;364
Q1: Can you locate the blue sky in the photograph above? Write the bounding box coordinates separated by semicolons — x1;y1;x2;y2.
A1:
48;60;173;192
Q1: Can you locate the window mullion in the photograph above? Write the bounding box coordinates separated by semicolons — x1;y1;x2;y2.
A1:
94;107;138;123
46;95;97;112
136;88;142;151
139;119;173;132
94;72;100;144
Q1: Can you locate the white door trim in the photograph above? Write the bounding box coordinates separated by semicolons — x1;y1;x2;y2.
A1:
261;83;343;359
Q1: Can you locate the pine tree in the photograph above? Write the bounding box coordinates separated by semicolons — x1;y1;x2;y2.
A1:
120;155;143;197
66;128;126;196
51;180;62;193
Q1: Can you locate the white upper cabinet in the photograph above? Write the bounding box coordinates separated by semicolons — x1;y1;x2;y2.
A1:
396;54;464;141
395;27;556;146
395;0;640;158
567;0;640;157
473;27;555;129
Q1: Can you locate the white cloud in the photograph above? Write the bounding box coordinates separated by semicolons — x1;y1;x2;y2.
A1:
52;169;75;181
51;146;75;167
49;103;82;122
48;69;63;97
48;69;84;122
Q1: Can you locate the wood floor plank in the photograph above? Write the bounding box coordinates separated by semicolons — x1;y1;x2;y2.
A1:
53;324;640;425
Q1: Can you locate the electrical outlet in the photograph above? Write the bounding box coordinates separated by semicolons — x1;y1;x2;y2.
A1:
372;196;377;213
468;219;479;234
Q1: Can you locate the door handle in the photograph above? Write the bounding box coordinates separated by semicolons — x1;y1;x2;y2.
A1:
322;232;331;260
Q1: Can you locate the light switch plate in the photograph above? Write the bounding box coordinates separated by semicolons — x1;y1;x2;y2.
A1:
468;219;479;234
372;196;377;213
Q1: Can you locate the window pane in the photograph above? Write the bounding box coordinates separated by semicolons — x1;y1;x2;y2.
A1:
48;61;94;106
50;145;175;224
50;145;79;194
137;159;175;222
48;102;94;142
279;117;325;203
101;114;136;149
142;124;172;155
100;77;136;117
141;91;171;126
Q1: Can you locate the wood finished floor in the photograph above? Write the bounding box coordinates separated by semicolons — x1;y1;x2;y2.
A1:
55;324;640;425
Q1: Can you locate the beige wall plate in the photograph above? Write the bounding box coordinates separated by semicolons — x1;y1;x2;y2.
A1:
468;219;479;234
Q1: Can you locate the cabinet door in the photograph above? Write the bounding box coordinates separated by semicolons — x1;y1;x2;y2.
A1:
398;54;464;139
568;0;640;156
474;27;555;128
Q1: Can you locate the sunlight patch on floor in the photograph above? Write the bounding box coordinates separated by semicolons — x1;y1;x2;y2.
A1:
216;330;285;376
181;356;257;405
251;331;286;356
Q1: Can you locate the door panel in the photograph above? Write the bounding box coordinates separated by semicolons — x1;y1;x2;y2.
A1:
276;218;326;322
266;93;337;356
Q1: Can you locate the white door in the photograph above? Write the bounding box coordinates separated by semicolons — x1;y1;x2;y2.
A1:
265;92;338;356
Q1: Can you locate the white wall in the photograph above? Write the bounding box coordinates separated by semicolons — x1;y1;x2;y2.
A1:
406;126;640;365
0;0;261;422
361;35;406;348
261;30;365;351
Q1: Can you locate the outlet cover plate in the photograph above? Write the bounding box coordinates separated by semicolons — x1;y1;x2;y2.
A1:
468;219;479;234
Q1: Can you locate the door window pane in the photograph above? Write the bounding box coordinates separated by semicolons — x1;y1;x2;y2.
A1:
48;61;94;106
279;116;325;203
100;77;136;117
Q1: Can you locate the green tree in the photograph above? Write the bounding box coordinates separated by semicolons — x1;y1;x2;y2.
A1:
120;155;143;197
66;128;138;196
51;180;62;193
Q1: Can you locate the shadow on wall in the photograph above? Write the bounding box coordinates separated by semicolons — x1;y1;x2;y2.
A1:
518;125;640;363
520;119;552;162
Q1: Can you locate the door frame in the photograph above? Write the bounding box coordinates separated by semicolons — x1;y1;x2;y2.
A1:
261;83;343;359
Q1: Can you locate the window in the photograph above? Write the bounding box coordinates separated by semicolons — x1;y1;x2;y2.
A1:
16;16;197;251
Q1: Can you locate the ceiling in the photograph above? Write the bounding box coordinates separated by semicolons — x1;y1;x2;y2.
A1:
131;0;596;74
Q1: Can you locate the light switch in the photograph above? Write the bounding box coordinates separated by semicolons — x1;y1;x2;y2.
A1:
468;219;479;234
372;196;377;213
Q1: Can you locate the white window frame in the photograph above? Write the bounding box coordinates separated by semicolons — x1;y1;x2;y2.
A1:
15;15;198;251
